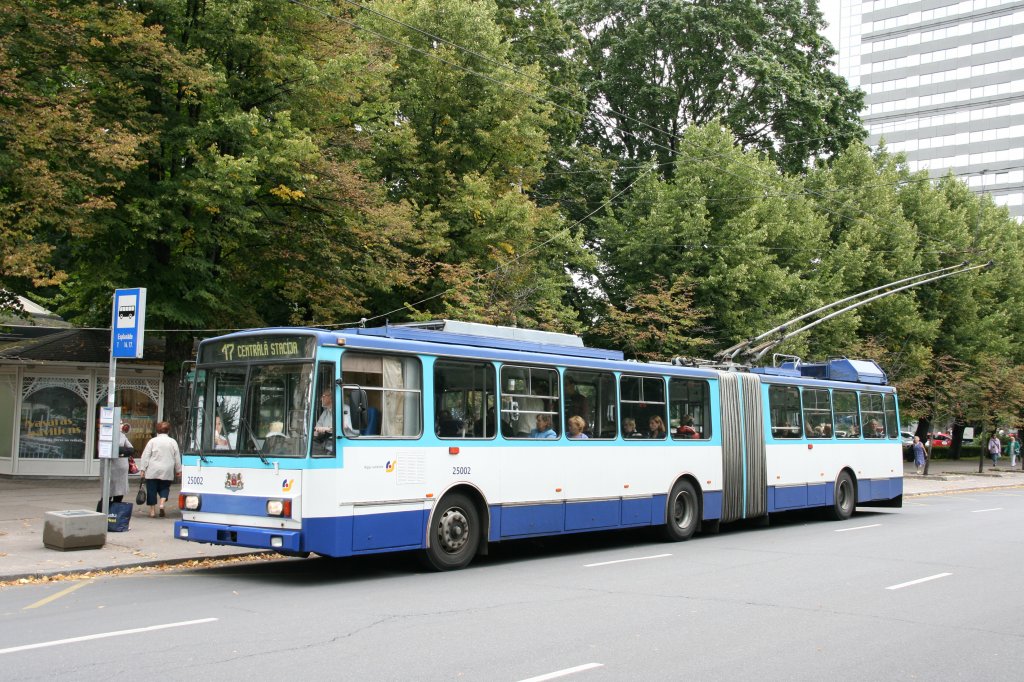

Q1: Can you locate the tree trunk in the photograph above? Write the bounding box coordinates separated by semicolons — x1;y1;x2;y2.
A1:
950;420;965;460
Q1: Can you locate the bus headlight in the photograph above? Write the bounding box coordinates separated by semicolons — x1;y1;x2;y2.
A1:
180;494;201;511
266;499;292;517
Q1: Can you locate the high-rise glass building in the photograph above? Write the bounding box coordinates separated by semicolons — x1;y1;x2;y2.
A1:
837;0;1024;221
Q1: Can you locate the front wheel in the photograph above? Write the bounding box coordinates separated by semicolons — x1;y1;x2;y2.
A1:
827;471;855;521
660;479;700;542
422;493;480;571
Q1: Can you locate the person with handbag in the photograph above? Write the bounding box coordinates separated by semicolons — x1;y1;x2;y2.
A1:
139;421;182;518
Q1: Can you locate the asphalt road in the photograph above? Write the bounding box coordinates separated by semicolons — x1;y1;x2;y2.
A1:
3;490;1024;681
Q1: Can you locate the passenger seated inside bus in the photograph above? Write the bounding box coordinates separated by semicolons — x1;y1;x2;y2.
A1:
262;421;289;455
529;414;557;439
436;409;465;437
647;415;667;439
676;415;698;438
622;417;644;438
567;415;588;439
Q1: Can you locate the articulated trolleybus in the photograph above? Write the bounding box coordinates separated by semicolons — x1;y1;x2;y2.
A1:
175;320;903;570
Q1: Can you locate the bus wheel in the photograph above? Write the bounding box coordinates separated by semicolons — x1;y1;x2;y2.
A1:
828;472;855;521
423;493;480;571
661;479;699;542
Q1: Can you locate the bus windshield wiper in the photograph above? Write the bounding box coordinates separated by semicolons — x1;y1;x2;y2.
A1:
239;417;270;465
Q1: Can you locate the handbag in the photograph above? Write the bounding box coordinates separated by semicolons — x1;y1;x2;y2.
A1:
135;480;147;506
128;457;139;475
107;502;133;532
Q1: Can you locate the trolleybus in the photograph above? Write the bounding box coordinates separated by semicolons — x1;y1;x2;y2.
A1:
174;320;903;570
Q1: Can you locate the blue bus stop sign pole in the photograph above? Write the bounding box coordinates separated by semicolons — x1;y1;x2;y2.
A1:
103;288;146;518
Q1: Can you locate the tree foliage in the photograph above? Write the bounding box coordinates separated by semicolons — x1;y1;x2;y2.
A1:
561;0;865;174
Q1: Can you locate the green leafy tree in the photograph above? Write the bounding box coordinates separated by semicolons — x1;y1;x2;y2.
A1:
26;0;422;334
369;0;584;329
0;1;169;315
561;0;865;174
592;124;830;354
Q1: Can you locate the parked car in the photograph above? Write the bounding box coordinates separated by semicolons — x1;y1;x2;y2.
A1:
930;432;952;448
901;431;916;461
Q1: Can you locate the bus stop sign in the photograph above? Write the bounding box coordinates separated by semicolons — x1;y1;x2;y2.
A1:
112;288;146;359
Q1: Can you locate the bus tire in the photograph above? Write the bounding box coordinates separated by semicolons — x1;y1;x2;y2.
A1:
828;471;855;521
422;492;480;571
661;479;699;542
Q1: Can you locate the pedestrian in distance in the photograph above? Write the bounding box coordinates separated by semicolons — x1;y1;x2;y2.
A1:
912;435;927;475
139;421;182;518
1007;433;1020;469
987;432;1002;468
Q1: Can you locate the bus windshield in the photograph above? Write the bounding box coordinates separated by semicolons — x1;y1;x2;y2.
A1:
201;362;314;457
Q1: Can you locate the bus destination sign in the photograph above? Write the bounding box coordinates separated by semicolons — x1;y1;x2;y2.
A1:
201;336;315;364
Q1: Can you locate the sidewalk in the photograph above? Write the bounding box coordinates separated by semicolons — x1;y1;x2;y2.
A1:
2;462;1023;582
0;475;263;583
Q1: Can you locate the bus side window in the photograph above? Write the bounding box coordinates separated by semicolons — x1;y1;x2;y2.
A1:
802;388;833;439
884;393;899;439
861;392;886;439
341;353;422;438
833;390;860;438
768;385;802;438
564;369;616;439
620;375;666;440
669;378;711;440
434;360;496;439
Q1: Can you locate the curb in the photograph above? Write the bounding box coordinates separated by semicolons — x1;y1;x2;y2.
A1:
1;551;273;584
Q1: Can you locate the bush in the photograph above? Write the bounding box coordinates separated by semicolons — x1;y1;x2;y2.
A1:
928;444;983;460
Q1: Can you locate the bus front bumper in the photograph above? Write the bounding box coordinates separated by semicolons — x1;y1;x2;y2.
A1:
174;521;302;552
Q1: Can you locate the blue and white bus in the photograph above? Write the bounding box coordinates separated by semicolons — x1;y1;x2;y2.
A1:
174;320;903;570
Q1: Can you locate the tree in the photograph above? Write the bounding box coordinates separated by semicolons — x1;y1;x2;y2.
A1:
561;0;865;175
20;0;423;334
0;1;165;315
591;123;831;355
368;0;584;329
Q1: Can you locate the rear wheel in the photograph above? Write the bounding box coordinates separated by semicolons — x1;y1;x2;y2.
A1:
422;492;480;571
828;471;855;521
661;479;699;541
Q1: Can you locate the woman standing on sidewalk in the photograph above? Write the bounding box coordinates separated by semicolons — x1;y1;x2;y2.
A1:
988;432;1002;468
1008;433;1020;469
912;436;927;474
139;421;181;518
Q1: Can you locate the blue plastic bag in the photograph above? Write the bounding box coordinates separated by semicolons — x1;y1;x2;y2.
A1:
107;502;133;532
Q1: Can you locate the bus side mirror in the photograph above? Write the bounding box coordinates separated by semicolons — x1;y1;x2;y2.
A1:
348;388;368;431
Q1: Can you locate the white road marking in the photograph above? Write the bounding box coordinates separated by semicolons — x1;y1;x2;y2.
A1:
834;523;882;532
971;507;1003;513
584;553;671;568
23;580;92;610
886;573;953;591
0;618;218;655
518;663;604;682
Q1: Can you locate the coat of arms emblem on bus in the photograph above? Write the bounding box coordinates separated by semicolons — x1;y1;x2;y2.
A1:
225;472;244;492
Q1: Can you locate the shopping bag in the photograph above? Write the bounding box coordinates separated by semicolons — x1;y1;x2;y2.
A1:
107;502;133;532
